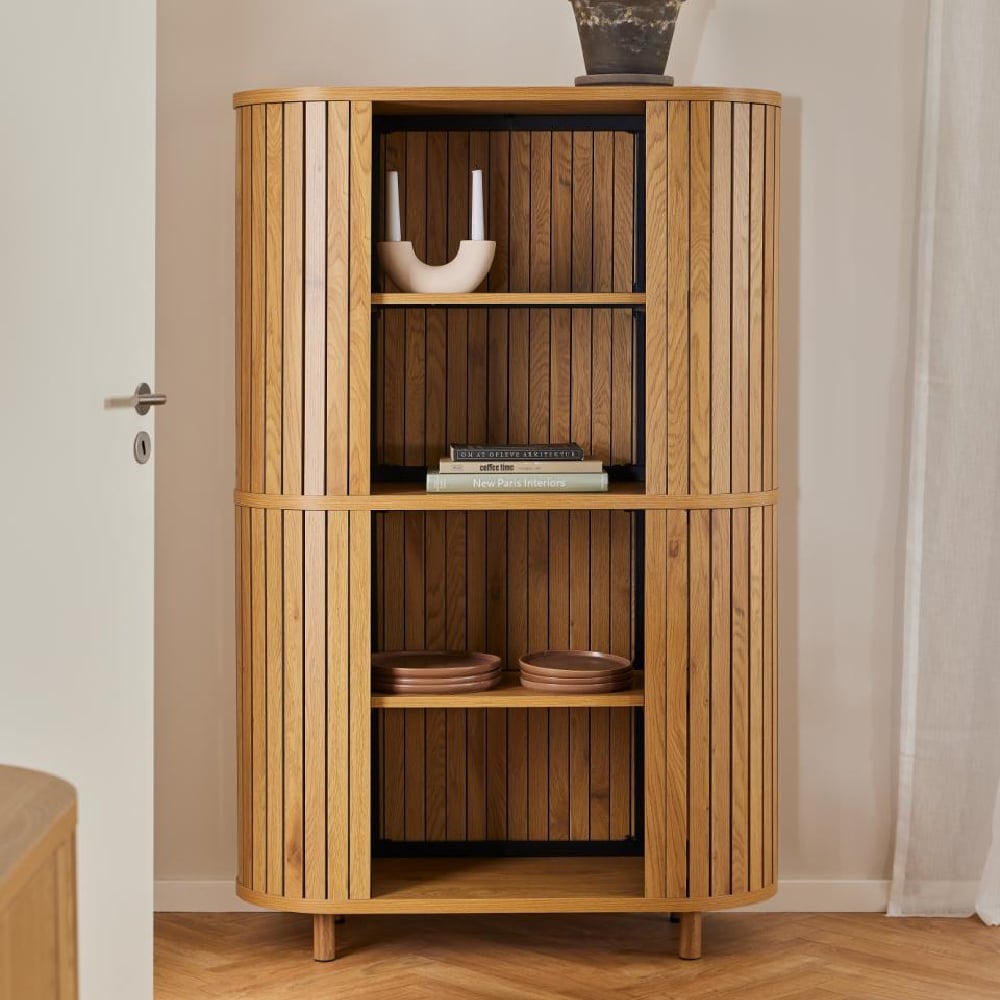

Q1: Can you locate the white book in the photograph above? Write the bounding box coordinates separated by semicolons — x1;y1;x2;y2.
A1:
426;472;609;493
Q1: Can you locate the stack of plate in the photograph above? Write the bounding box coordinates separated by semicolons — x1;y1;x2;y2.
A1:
372;650;502;694
519;650;633;693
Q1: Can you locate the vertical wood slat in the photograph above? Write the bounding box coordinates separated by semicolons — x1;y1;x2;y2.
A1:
710;509;732;895
665;509;688;897
303;510;326;898
263;102;285;898
711;104;732;495
281;105;305;898
326;102;350;495
645;103;668;496
688;509;711;897
282;508;304;896
282;103;304;495
666;102;690;495
763;106;776;494
749;105;766;494
250;106;266;495
644;510;668;896
238;510;252;885
749;506;765;890
238;107;252;493
731;507;750;892
731;104;751;495
327;510;350;901
689;103;712;496
348;101;371;494
763;503;775;888
348;511;371;897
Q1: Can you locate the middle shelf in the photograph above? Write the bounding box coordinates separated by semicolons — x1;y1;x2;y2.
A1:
372;670;645;709
372;292;645;308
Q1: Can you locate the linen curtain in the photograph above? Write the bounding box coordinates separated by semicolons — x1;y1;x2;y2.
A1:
889;0;1000;923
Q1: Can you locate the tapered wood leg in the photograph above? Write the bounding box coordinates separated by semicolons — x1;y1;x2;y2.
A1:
313;914;336;962
678;912;702;960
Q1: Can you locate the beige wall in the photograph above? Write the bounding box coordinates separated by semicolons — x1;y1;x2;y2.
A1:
156;0;927;890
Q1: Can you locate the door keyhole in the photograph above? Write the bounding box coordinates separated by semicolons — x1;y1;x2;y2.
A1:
133;431;151;465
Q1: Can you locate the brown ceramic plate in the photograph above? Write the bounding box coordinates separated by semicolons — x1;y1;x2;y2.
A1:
374;672;502;695
374;668;501;688
519;674;632;694
372;650;501;678
520;662;631;681
518;650;632;678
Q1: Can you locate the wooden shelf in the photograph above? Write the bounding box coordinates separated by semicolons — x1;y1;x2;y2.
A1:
370;481;644;510
371;856;644;910
371;292;644;308
234;485;779;512
372;670;644;709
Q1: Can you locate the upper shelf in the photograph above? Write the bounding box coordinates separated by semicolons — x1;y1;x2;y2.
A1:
372;292;644;308
233;86;784;113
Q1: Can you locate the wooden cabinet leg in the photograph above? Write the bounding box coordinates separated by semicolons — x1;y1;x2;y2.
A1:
678;912;702;961
313;914;336;962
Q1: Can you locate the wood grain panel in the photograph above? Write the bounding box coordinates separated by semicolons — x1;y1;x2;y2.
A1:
749;105;765;494
250;508;266;889
664;509;688;897
689;102;712;495
731;506;750;892
249;106;265;495
348;511;372;897
749;505;765;890
666;102;690;495
303;510;326;899
348;101;372;494
644;510;668;896
265;507;283;895
711;103;732;495
327;103;352;496
645;103;668;495
688;508;711;897
282;103;304;496
282;509;304;896
237;107;251;493
731;104;751;495
304;103;327;496
327;511;351;901
710;508;732;896
264;105;283;496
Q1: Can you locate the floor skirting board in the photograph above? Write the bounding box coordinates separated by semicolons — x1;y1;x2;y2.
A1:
153;880;891;914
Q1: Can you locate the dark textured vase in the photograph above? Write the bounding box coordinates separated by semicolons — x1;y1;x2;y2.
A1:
570;0;685;76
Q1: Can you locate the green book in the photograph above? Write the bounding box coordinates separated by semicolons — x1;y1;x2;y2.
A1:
426;472;608;493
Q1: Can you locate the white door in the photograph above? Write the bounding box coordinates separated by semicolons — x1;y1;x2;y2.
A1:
0;2;157;998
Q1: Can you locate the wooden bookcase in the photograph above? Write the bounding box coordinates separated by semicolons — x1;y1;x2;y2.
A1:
233;86;780;962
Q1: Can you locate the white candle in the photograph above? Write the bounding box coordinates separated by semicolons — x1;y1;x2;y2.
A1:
471;169;485;241
385;170;402;242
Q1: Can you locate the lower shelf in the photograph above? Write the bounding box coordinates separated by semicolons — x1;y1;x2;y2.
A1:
236;858;778;914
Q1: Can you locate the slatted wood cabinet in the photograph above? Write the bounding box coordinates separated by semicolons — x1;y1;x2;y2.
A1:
233;86;780;962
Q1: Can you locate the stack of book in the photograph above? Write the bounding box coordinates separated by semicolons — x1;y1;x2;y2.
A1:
426;443;608;493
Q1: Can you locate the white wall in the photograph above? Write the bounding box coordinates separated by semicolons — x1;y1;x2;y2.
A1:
156;0;927;900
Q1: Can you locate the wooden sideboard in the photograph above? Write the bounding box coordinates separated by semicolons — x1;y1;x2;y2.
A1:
0;765;77;1000
233;86;780;962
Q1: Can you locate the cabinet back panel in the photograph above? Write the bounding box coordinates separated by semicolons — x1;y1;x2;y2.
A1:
374;509;639;844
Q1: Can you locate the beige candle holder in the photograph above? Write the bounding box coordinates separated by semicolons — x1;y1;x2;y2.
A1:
377;240;496;294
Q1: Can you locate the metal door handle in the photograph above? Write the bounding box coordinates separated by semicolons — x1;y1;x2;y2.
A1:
133;383;167;415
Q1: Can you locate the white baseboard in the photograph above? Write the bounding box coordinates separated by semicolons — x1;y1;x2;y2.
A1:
154;879;889;914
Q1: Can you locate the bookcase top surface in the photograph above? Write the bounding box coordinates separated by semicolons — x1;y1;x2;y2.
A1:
232;85;782;111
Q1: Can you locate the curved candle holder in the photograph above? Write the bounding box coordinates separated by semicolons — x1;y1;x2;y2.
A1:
377;240;496;294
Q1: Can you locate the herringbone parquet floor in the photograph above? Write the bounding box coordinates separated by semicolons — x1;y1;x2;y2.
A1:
155;912;1000;999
